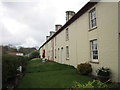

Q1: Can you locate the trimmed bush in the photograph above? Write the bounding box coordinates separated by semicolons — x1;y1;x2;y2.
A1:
2;54;28;88
17;56;28;72
29;51;40;60
77;62;92;75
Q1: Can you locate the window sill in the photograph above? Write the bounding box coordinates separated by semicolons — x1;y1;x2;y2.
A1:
89;61;99;64
66;58;69;60
89;26;97;31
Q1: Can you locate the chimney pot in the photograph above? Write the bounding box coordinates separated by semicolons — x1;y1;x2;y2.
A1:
55;24;62;31
50;31;55;36
66;11;75;22
46;36;50;41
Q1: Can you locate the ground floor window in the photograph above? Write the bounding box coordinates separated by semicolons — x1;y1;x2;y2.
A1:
55;49;56;58
90;39;98;62
66;46;69;59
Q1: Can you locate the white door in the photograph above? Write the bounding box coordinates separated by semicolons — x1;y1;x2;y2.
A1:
119;34;120;82
58;49;59;63
61;47;64;64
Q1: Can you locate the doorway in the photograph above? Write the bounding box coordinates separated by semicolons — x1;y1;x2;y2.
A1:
61;47;64;64
58;48;60;63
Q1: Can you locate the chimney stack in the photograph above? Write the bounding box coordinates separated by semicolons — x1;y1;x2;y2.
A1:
66;11;75;22
55;24;62;31
50;31;55;37
46;36;50;41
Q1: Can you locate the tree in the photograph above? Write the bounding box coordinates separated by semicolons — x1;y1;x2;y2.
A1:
2;46;9;54
29;51;40;60
2;45;17;54
19;47;36;55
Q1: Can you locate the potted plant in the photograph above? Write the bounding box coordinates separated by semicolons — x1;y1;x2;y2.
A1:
96;67;111;82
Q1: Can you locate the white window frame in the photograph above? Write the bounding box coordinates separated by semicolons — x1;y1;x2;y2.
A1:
90;40;98;62
66;46;69;59
66;28;69;41
89;8;97;29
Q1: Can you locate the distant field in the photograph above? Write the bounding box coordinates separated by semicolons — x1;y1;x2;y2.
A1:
17;58;93;88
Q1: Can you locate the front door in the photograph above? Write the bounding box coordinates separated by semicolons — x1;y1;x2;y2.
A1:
61;47;64;64
118;33;120;82
58;48;60;63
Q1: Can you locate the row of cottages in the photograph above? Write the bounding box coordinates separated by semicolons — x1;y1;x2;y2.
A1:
40;1;120;82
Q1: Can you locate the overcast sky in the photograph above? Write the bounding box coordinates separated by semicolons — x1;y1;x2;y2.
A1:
0;0;90;48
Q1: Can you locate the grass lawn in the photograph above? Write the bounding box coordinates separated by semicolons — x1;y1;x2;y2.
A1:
17;58;93;88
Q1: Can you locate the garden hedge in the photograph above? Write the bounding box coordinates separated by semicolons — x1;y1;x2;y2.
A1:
2;54;28;88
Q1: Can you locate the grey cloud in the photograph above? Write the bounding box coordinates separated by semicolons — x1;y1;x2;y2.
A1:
0;24;23;45
1;2;56;47
0;0;88;47
2;2;57;31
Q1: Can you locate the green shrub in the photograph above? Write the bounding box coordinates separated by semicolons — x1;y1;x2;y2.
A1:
29;51;40;60
2;54;28;88
72;80;112;88
77;63;92;75
17;56;28;72
2;55;19;88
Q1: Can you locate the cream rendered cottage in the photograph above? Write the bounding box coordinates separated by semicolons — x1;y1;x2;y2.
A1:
40;1;120;82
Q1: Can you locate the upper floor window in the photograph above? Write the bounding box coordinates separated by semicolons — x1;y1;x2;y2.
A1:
90;40;98;62
55;37;56;46
66;28;69;41
89;8;96;29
